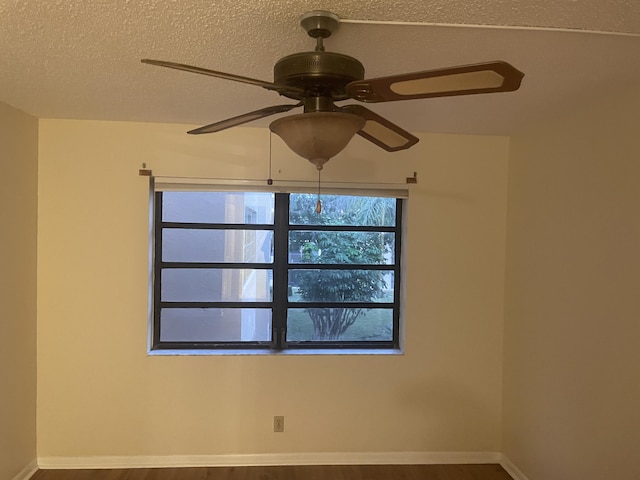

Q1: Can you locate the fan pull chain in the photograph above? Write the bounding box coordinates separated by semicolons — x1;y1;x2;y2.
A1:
267;132;273;186
315;167;322;214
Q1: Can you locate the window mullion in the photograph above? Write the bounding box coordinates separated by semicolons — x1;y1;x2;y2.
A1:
152;192;164;349
392;198;403;348
272;193;289;349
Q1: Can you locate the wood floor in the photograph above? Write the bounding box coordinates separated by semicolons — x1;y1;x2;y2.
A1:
31;464;513;480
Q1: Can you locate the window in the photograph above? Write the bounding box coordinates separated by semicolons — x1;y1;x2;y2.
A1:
152;191;403;352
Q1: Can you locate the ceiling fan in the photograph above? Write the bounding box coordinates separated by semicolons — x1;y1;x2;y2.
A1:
142;11;524;169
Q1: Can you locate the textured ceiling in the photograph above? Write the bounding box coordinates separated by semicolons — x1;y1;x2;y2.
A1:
1;0;639;135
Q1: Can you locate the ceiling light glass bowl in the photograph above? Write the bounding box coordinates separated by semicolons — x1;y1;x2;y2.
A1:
269;111;365;169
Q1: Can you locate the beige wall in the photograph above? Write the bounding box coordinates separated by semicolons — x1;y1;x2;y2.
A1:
503;86;640;479
0;102;38;478
37;119;509;460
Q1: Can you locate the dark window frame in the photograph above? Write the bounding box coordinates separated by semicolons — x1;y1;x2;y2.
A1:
151;191;403;352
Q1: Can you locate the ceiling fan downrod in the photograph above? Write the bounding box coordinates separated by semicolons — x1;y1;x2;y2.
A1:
300;10;340;52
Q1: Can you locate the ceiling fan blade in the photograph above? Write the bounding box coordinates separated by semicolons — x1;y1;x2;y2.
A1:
188;104;301;135
346;61;524;103
141;59;304;97
341;105;419;152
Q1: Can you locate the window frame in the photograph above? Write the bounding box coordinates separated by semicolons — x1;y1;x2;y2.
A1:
151;191;403;353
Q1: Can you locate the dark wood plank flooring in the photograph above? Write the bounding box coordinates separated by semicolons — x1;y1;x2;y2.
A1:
31;464;513;480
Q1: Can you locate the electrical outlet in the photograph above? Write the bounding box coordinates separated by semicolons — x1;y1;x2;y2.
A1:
273;415;284;432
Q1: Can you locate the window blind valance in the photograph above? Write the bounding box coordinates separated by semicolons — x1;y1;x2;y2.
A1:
151;175;410;199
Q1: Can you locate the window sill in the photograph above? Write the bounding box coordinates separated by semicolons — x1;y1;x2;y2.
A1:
147;348;403;356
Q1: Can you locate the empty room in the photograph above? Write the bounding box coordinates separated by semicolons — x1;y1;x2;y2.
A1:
2;2;639;480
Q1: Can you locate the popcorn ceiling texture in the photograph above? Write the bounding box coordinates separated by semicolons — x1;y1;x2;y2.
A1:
1;0;639;134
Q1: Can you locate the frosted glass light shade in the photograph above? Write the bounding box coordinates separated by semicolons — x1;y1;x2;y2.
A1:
270;111;365;169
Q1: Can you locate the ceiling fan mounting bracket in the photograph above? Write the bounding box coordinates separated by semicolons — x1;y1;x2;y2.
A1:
300;10;340;39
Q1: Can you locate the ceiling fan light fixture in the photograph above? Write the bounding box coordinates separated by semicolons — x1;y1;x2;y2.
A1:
269;111;365;169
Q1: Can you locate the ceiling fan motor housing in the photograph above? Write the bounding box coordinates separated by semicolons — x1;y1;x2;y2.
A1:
274;51;365;102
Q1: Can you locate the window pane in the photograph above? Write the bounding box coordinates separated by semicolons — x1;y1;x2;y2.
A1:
162;192;274;224
160;308;272;342
287;308;393;342
289;194;396;227
162;229;273;263
289;270;394;303
153;191;401;351
289;231;395;264
162;269;272;302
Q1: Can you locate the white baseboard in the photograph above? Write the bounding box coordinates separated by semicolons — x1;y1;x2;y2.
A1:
38;451;502;469
500;455;529;480
12;459;38;480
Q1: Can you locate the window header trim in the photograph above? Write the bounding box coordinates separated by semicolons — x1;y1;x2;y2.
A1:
152;176;409;198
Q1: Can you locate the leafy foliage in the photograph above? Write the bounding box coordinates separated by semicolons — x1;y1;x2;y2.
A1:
288;194;395;341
